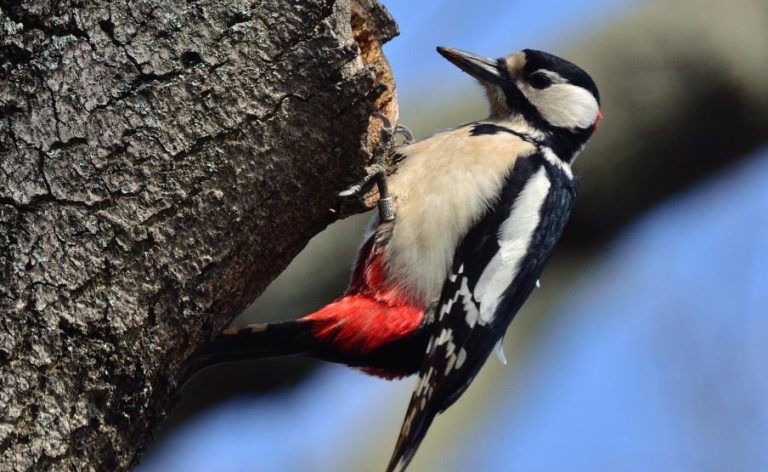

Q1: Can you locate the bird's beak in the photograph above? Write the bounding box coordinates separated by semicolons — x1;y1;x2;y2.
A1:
437;47;503;85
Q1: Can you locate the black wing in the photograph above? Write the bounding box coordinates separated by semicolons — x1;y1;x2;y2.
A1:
386;153;576;472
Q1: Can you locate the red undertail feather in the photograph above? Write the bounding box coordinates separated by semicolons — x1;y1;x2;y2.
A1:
303;239;424;357
304;294;423;355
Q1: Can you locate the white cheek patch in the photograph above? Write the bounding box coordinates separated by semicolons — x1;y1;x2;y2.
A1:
520;82;599;130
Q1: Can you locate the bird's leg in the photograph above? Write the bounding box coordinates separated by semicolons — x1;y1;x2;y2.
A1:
371;110;415;147
337;112;414;222
375;167;396;222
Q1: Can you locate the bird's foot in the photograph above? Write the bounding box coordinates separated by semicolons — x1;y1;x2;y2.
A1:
393;123;415;145
336;163;386;199
334;112;412;222
336;163;395;222
373;111;415;145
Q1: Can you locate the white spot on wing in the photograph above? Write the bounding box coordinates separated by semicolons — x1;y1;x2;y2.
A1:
455;348;467;370
465;306;478;328
459;277;482;326
444;354;457;375
474;168;551;321
435;328;452;346
444;340;456;358
441;298;454;319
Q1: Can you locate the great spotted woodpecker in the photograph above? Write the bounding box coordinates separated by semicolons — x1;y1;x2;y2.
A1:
189;46;601;471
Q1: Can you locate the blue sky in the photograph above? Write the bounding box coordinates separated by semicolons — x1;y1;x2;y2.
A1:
382;0;638;99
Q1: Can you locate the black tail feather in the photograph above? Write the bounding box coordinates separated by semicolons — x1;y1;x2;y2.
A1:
180;320;314;385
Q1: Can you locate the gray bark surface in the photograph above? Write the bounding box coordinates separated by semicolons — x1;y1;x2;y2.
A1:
0;0;398;469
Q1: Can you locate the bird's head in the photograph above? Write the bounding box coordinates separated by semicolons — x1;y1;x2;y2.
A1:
438;47;601;159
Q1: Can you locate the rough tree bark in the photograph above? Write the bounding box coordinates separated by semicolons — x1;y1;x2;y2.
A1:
0;0;398;469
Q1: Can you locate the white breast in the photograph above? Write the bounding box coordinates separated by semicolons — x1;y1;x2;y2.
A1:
383;125;536;306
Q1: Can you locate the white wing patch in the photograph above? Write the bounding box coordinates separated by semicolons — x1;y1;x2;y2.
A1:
473;168;551;322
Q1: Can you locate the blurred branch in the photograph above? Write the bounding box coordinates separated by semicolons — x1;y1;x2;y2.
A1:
0;0;397;469
566;0;768;245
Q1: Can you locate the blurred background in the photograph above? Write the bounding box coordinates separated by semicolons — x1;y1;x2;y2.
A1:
141;0;768;470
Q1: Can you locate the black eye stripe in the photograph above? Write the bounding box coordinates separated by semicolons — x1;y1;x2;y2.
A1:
529;73;553;89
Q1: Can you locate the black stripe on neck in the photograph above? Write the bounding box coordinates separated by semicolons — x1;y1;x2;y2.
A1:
469;123;541;145
470;122;590;164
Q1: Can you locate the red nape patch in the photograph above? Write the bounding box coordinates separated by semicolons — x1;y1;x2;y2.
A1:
303;295;423;355
594;108;603;131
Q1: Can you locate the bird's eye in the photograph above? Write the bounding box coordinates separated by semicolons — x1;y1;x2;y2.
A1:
528;73;553;89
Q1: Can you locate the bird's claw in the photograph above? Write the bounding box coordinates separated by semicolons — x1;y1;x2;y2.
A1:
394;123;415;145
335;111;411;222
336;163;395;222
336;164;386;198
336;185;362;198
372;111;415;145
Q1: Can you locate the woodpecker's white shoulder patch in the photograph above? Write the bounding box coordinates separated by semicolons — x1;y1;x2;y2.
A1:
473;167;551;320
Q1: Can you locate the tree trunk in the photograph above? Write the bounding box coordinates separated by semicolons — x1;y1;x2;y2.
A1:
0;0;398;469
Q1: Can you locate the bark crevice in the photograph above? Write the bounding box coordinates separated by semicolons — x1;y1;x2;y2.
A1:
0;0;399;469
